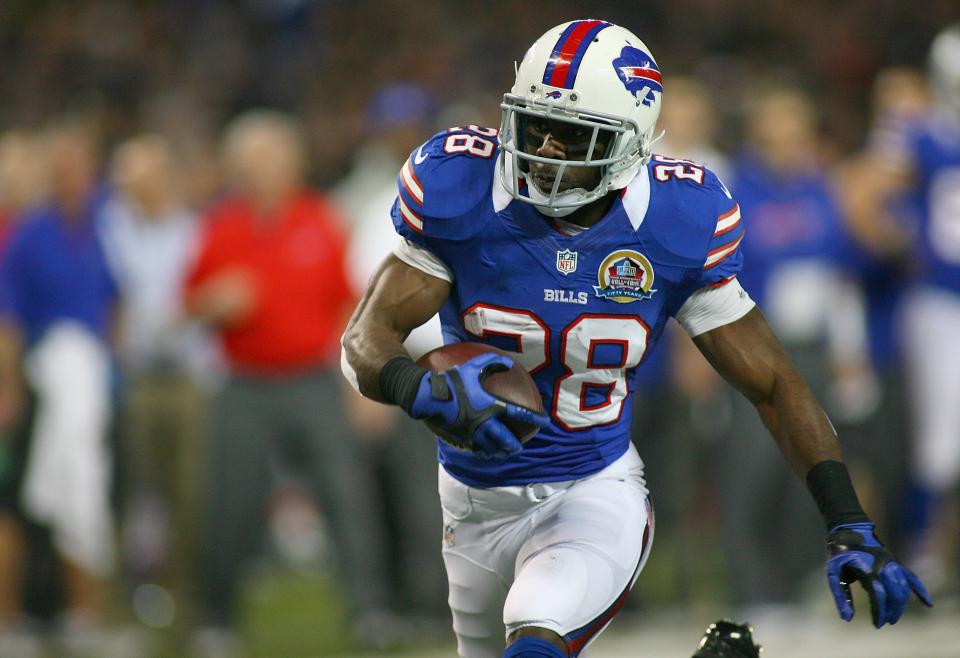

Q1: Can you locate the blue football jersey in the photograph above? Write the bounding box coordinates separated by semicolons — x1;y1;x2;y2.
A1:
885;113;960;292
392;126;744;487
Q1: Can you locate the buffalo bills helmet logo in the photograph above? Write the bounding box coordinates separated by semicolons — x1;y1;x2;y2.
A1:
612;46;662;107
545;90;563;99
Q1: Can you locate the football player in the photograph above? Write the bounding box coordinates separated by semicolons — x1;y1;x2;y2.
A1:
341;20;931;658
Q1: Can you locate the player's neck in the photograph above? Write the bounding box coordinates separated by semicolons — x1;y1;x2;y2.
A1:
561;191;618;229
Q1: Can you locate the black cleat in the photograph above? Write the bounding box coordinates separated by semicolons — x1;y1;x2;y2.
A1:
692;620;762;658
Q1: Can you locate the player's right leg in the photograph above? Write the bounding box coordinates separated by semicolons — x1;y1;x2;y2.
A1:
439;468;589;658
439;466;512;658
439;446;651;658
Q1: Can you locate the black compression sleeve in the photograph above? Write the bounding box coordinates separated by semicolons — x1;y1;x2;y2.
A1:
805;460;870;530
379;356;428;413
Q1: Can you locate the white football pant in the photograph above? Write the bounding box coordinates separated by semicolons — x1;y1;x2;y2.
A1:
439;444;653;658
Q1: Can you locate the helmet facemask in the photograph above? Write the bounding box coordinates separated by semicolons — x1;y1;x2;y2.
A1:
499;94;650;217
496;20;663;216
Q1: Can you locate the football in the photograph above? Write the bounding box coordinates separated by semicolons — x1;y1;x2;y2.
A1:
415;342;545;443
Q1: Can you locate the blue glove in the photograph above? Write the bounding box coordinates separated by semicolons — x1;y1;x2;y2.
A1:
409;353;550;459
826;522;932;627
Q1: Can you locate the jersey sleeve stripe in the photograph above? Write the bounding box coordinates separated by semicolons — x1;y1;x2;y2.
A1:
704;234;743;269
714;203;741;236
400;159;424;206
397;196;424;233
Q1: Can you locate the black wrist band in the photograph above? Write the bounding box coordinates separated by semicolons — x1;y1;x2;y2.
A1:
379;356;428;413
805;460;870;530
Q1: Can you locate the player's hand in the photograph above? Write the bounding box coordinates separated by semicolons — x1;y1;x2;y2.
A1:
826;522;932;627
408;353;550;459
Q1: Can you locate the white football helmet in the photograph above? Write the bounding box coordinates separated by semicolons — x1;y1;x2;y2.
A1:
499;20;663;216
929;23;960;118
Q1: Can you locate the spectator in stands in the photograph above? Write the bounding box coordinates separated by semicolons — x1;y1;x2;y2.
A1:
184;110;391;657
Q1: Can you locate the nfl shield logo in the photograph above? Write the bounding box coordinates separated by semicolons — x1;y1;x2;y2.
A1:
556;249;578;275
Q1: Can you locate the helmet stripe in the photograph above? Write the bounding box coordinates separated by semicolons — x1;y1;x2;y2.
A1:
541;22;581;86
543;20;611;89
561;21;612;88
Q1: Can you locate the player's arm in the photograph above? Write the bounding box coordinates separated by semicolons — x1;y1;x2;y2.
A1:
694;307;841;474
693;307;932;627
341;253;548;458
341;254;449;402
344;132;549;456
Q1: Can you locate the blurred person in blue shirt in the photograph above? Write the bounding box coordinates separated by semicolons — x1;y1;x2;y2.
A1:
0;117;118;652
719;85;874;621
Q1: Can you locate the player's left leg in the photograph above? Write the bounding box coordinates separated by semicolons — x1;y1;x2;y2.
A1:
438;465;515;658
502;445;653;658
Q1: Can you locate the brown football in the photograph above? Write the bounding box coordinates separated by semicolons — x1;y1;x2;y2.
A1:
415;342;545;443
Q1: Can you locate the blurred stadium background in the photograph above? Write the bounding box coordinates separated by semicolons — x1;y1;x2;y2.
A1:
0;1;959;657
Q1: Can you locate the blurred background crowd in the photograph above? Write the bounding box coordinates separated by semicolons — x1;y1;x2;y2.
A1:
0;1;959;657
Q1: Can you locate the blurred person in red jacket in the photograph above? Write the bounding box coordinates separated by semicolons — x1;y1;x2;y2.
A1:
184;110;391;657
